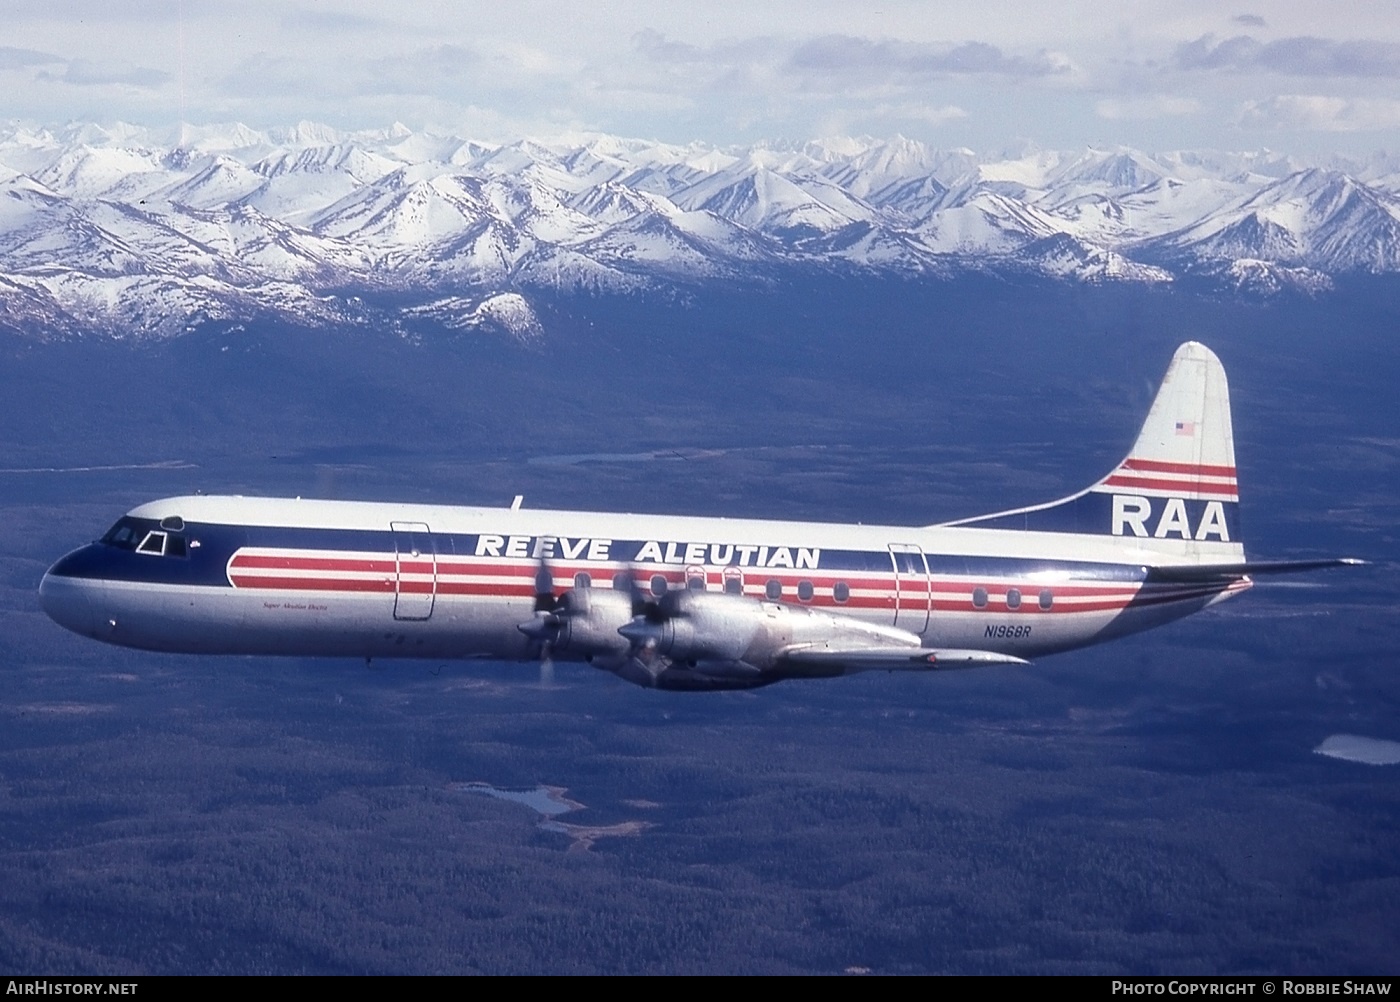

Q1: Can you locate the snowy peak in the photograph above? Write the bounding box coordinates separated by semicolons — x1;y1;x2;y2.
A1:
1050;149;1170;192
0;123;1395;339
1147;168;1400;272
673;167;878;243
159;156;265;210
915;190;1063;254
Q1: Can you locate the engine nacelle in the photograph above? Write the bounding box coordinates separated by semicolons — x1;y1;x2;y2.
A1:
619;590;919;670
550;587;635;659
632;590;769;663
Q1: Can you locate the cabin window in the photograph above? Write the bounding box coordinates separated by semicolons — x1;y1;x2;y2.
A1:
136;531;167;556
686;567;706;591
833;581;850;604
650;574;668;597
765;579;782;600
1039;588;1053;610
612;572;630;591
574;572;592;589
1006;587;1022;610
972;587;988;609
723;569;743;595
797;580;814;602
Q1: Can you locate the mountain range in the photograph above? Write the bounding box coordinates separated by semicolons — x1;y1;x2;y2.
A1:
3;121;1400;339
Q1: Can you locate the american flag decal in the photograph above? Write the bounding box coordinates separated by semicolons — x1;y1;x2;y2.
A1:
1175;421;1196;437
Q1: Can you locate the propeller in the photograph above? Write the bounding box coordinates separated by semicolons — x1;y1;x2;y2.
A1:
518;559;562;686
614;576;688;687
519;561;701;689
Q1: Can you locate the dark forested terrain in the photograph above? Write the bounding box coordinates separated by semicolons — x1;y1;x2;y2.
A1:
1;275;1397;974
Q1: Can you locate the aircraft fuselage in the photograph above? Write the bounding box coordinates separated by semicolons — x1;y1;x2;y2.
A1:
40;494;1247;663
40;343;1352;691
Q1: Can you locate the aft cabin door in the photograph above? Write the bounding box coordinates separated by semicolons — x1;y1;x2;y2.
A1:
887;543;931;635
391;521;437;620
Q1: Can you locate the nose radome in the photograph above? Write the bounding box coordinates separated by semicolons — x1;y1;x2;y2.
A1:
39;569;100;639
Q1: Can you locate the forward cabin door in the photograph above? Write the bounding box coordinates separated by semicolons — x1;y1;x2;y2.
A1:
887;543;931;635
391;521;437;620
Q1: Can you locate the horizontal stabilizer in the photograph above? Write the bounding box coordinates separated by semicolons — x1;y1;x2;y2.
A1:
779;646;1029;673
1150;557;1366;582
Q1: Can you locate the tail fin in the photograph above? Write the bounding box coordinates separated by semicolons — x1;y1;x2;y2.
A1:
943;342;1244;561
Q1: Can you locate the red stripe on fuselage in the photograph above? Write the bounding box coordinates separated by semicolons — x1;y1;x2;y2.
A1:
227;577;1197;615
230;554;398;573
229;574;395;593
226;550;1236;616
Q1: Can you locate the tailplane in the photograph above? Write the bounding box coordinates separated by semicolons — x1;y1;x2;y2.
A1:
943;342;1243;562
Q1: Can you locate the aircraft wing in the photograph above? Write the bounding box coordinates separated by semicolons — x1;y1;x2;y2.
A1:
778;645;1030;673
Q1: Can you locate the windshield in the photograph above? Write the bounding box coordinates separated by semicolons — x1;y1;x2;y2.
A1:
100;517;146;550
100;516;189;558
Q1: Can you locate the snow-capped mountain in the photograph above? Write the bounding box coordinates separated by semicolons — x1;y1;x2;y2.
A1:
0;121;1398;339
1138;168;1400;274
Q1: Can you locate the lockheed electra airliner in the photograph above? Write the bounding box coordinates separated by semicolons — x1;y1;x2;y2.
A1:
40;342;1358;691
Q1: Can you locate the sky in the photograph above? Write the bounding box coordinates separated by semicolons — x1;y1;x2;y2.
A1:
2;0;1400;154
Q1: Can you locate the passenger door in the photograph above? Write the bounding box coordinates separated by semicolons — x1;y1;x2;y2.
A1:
887;543;931;635
390;521;436;620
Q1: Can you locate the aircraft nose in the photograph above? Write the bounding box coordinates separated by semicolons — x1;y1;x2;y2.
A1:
39;558;103;640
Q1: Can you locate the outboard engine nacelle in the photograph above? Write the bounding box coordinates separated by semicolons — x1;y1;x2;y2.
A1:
618;590;921;672
619;590;770;664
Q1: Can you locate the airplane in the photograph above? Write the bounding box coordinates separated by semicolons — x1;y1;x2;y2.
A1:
39;341;1360;691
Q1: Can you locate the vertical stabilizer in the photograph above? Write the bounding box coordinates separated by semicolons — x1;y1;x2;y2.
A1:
1100;342;1236;500
943;342;1244;562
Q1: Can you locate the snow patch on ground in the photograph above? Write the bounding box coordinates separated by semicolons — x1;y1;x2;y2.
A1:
406;292;544;342
1314;734;1400;765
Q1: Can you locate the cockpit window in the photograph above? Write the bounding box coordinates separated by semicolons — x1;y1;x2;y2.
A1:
102;517;188;558
101;517;144;550
137;531;167;555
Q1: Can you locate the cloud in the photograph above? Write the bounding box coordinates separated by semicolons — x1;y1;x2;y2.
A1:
0;46;62;70
279;8;384;33
628;30;1073;89
628;30;788;81
1232;14;1267;29
58;59;169;88
219;52;313;98
789;35;1072;80
1238;94;1400;132
631;29;710;65
1095;95;1201;121
221;43;557;105
831;102;968;129
363;44;483;92
885;103;968;126
813;101;967;141
1176;34;1400;78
